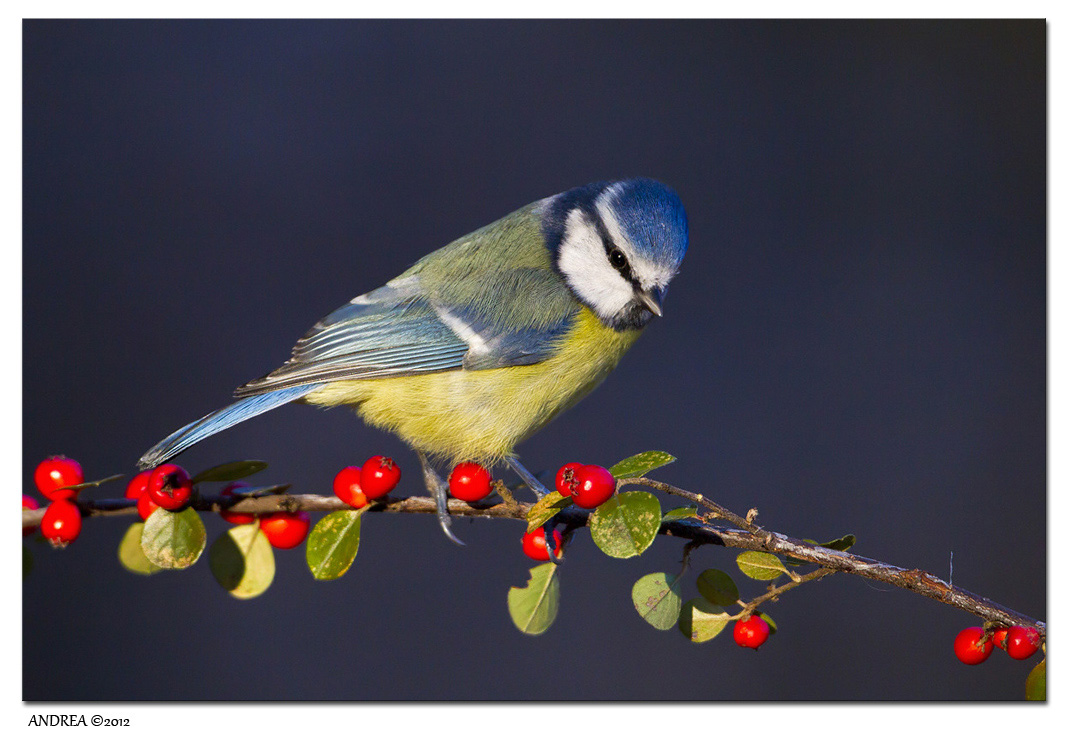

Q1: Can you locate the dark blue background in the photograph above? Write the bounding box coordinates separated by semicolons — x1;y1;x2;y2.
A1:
23;20;1045;701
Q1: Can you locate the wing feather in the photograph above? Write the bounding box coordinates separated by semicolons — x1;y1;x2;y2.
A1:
235;207;580;398
234;281;470;396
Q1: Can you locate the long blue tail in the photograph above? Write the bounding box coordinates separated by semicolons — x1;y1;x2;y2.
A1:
137;385;318;469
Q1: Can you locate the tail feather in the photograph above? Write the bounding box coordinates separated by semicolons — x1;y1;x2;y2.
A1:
137;385;318;470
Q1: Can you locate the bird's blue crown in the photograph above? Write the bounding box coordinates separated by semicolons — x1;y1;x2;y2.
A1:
542;178;688;269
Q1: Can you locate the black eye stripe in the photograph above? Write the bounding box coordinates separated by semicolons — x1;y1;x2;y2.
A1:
589;211;638;285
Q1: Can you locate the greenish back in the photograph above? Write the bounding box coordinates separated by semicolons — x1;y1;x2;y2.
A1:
398;203;578;332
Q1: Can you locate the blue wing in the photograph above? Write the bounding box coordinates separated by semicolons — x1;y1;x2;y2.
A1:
234;272;577;397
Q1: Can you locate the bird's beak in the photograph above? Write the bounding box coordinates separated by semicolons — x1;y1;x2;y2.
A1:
636;288;664;317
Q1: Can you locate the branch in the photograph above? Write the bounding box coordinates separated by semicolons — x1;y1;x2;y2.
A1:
22;479;1044;640
617;477;1044;636
21;492;530;524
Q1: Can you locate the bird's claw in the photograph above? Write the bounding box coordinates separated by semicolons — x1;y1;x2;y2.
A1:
436;505;466;547
543;524;562;565
418;451;465;546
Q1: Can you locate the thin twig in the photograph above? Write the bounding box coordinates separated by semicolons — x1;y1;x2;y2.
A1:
737;567;837;618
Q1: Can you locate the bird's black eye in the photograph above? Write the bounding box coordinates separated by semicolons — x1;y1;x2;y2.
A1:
609;247;628;271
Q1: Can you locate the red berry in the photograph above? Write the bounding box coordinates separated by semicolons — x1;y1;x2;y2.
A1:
22;495;40;537
448;462;493;502
1005;626;1042;660
954;627;994;665
260;511;310;549
41;500;82;547
360;456;400;499
34;456;84;501
333;466;368;509
555;462;583;497
571;464;616;509
147;464;193;511
220;482;255;525
733;615;771;649
991;627;1009;651
137;492;160;521
521;527;563;561
125;470;152;499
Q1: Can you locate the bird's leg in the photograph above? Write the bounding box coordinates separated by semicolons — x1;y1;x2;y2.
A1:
504;456;561;564
417;451;465;546
504;455;550;498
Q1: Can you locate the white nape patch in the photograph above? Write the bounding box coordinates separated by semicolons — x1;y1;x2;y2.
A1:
594;187;676;291
557;208;634;320
433;304;491;355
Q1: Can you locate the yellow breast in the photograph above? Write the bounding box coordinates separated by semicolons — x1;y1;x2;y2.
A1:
305;307;642;464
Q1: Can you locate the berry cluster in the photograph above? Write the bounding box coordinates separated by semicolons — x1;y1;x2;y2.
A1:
31;456;86;547
126;462;316;550
953;625;1041;665
125;464;193;520
233;454;406;550
333;456;402;509
555;462;615;509
27;453;405;554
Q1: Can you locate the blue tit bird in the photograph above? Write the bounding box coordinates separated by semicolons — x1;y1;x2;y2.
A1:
138;178;688;544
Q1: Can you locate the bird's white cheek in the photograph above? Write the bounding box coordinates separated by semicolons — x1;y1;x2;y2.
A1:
557;209;634;319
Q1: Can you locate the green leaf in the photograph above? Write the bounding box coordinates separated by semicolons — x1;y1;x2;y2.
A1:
526;493;572;533
759;612;777;635
736;551;788;581
662;505;698;522
118;523;163;576
819;534;856;552
140;507;207;569
225;483;291;497
696;568;739;606
23;546;32;580
1025;658;1045;701
191;460;268;484
305;510;362;580
631;572;683;630
678;598;732;643
507;562;560;636
609;451;676;479
210;524;275;599
589;491;662;558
